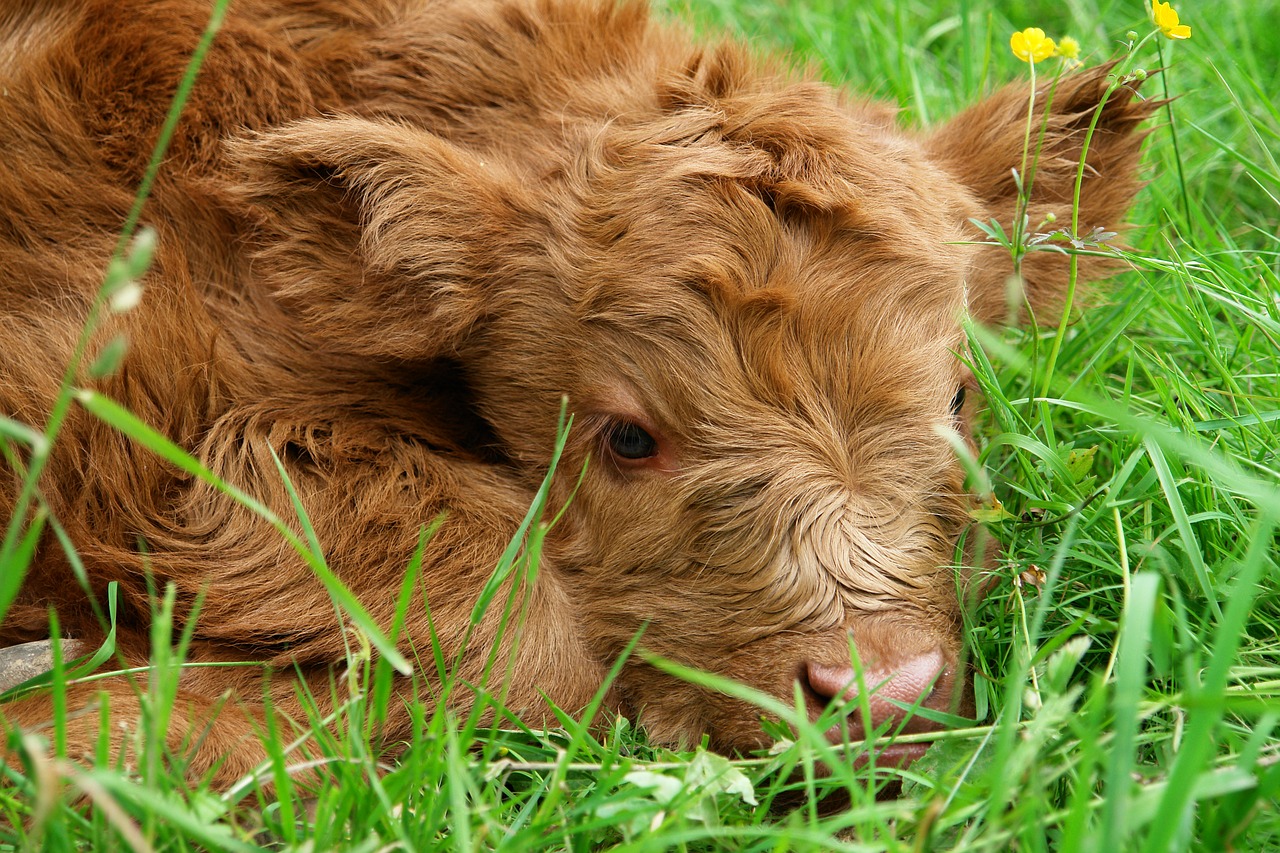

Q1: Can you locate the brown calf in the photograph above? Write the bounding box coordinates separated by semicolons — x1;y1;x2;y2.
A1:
0;0;1153;786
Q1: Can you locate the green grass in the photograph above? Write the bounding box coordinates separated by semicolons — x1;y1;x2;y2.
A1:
3;0;1279;849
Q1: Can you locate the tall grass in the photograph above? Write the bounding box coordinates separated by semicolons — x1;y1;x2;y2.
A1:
2;0;1277;849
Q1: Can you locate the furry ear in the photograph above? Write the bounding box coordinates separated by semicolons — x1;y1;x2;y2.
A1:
926;64;1158;324
229;117;544;360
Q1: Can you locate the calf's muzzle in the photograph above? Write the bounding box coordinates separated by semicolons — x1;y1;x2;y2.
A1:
802;645;955;765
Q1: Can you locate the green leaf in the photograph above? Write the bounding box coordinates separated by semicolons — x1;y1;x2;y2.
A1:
0;416;48;453
1064;444;1098;482
687;751;758;806
88;335;129;378
968;495;1016;524
624;769;683;805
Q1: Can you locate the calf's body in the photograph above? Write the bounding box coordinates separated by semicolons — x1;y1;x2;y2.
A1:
0;0;1152;784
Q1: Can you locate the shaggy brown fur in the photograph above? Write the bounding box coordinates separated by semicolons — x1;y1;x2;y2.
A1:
1;0;1154;787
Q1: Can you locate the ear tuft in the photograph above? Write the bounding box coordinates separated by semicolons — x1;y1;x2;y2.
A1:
928;64;1160;324
228;118;541;361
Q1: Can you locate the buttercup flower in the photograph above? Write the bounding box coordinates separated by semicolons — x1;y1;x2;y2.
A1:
1011;28;1057;63
1057;36;1081;60
1152;0;1191;39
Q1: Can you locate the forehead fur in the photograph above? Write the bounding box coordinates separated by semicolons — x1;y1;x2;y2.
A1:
564;94;975;426
565;78;975;315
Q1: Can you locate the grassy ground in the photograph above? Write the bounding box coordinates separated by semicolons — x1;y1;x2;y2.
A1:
2;0;1278;849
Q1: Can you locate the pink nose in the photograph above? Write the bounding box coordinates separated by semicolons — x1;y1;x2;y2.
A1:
803;648;949;740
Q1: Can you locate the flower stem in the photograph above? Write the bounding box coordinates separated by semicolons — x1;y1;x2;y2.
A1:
1038;71;1127;443
1155;38;1192;228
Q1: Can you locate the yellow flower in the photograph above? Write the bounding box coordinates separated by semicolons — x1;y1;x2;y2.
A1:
1011;28;1057;63
1152;0;1191;39
1057;36;1081;60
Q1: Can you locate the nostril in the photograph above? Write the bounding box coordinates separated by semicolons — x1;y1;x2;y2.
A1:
804;660;857;704
802;648;950;732
883;648;947;708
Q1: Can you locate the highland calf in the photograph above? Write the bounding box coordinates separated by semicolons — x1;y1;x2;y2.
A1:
0;0;1153;786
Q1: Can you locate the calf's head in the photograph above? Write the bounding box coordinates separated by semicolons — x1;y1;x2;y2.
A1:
235;65;1152;756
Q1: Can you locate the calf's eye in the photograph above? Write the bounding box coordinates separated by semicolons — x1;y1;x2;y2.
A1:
607;422;658;460
950;386;967;419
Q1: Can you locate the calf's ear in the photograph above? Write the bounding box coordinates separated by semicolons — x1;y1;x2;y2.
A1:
926;64;1157;325
229;117;544;360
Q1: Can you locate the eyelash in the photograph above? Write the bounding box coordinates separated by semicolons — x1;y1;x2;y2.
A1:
606;421;659;460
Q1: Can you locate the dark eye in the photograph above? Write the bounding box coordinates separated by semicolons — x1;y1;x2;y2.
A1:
950;386;967;419
607;421;658;460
